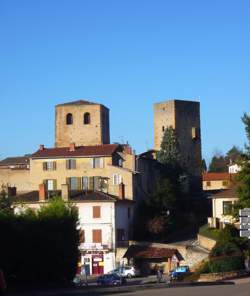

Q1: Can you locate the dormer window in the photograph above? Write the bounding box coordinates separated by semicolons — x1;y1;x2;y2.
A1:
84;112;91;125
66;113;73;125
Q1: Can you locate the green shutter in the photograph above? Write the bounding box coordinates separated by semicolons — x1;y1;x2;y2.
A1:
66;159;70;169
53;179;57;190
89;177;94;191
53;161;57;170
43;162;47;170
77;177;81;190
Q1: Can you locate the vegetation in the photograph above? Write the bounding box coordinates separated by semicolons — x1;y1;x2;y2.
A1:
208;146;242;173
0;198;79;287
199;225;248;274
199;224;221;241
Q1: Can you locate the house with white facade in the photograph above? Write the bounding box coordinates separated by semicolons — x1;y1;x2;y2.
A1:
13;183;134;276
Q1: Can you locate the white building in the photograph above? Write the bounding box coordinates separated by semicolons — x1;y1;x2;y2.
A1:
13;183;134;276
228;163;241;174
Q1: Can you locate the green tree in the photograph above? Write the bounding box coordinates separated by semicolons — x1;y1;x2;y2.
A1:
226;146;242;163
157;126;181;168
202;159;207;172
0;186;12;214
235;113;250;209
208;153;228;172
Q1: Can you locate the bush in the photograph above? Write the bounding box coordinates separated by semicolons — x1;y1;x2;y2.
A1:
0;198;79;287
210;241;241;257
200;256;244;273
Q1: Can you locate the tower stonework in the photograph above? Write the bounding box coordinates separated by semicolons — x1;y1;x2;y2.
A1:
55;100;110;147
154;99;202;191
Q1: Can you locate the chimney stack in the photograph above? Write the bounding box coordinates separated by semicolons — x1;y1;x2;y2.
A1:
39;144;45;151
119;182;125;199
61;184;69;201
69;143;75;152
39;184;46;201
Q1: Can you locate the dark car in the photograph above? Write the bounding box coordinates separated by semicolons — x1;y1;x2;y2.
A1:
97;273;126;286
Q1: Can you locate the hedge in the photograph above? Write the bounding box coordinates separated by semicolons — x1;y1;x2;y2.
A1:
200;256;244;273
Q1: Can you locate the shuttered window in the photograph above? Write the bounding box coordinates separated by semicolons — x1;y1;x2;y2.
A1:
82;177;88;191
66;177;81;190
91;158;104;169
113;174;122;185
44;179;57;190
66;159;76;170
43;161;56;171
79;229;85;243
93;206;101;218
92;229;102;243
89;177;94;191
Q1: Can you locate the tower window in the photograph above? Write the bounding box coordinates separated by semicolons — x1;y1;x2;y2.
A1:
162;126;165;132
66;113;73;125
84;112;91;124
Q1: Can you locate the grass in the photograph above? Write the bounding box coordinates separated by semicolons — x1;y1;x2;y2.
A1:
199;224;221;241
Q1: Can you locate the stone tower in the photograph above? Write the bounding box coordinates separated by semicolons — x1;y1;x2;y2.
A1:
154;99;202;191
55;100;110;147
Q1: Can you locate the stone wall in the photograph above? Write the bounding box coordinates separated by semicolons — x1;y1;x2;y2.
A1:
197;234;216;251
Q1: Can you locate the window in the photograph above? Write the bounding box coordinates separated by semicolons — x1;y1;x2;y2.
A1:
113;174;122;186
82;176;88;191
84;112;91;124
93;206;101;218
92;229;102;243
66;159;76;170
162;126;165;132
206;181;211;187
117;229;125;241
118;158;123;167
223;201;233;215
43;161;56;171
66;113;73;125
79;229;85;243
66;177;81;190
222;181;229;187
94;176;101;191
44;179;57;190
91;158;104;169
128;207;131;219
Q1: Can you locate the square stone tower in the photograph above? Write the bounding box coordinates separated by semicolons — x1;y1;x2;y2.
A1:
154;99;202;191
55;100;110;147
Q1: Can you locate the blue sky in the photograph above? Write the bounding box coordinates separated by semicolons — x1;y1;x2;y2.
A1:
0;0;250;165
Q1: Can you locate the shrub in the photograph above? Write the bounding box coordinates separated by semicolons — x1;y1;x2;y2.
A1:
200;256;244;273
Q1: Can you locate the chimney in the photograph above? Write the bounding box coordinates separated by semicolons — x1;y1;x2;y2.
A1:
39;144;45;151
119;182;125;199
69;143;75;152
39;184;46;201
61;184;69;202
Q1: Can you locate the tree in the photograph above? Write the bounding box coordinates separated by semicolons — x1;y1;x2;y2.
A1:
208;153;228;172
235;113;250;209
202;159;207;172
0;186;12;214
157;126;181;169
226;146;242;164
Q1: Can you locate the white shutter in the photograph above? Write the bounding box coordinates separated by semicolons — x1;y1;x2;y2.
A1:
119;174;122;184
100;158;104;168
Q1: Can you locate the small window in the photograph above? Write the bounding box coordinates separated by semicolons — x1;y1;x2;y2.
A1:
113;174;121;186
92;229;102;243
206;181;211;187
66;159;76;170
84;112;91;125
222;181;229;187
91;158;104;169
223;201;233;215
117;229;125;241
44;179;57;190
93;206;101;218
66;113;73;125
162;126;165;132
43;161;56;171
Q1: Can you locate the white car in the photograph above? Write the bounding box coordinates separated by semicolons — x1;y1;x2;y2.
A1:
109;266;139;278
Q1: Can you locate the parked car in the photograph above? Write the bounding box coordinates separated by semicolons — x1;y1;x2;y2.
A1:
108;266;139;278
170;266;190;280
97;273;126;286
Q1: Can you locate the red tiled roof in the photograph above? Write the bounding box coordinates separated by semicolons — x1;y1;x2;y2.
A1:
31;144;119;159
123;245;183;260
56;100;97;106
203;172;236;181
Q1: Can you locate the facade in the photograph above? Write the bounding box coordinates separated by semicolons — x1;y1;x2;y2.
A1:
203;172;236;191
13;187;133;275
55;100;110;147
228;163;241;174
207;186;238;229
154;100;202;191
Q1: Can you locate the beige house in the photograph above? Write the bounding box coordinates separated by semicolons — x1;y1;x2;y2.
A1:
208;186;238;229
203;172;236;191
